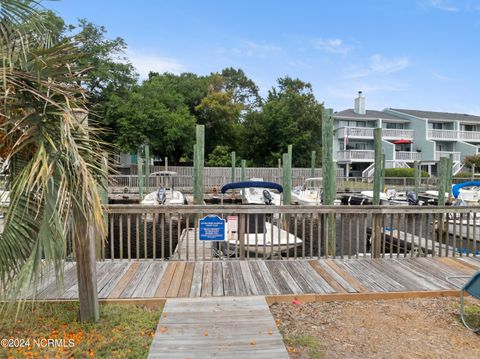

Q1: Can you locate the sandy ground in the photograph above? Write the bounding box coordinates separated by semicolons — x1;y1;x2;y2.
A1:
270;297;480;359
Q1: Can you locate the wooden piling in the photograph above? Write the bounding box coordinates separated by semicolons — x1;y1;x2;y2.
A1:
193;125;205;204
373;128;382;206
447;154;453;202
438;157;448;207
311;150;316;178
231;151;236;183
322;108;335;255
137;149;143;200
414;160;420;196
282;152;292;205
241;159;246;202
144;144;150;192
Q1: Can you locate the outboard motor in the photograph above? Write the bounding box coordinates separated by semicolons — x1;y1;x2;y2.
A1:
156;187;167;205
406;190;419;206
263;189;274;205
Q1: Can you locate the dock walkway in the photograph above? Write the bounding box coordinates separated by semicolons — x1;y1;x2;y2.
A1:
32;257;480;300
148;297;289;358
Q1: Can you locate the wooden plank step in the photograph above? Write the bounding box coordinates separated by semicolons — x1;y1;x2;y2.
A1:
147;297;289;358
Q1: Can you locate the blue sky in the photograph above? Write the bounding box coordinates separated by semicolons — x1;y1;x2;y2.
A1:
49;0;480;114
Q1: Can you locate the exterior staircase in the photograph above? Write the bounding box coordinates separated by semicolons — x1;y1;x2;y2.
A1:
362;161;410;182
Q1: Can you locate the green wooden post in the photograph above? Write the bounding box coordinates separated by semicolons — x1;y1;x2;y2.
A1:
193;144;198;201
310;150;316;178
373;128;383;205
381;154;386;192
231;151;236;183
414;161;420;196
193;125;205;204
446;154;453;202
322;108;335;256
144;144;150;192
322;109;335;205
282;153;292;205
372;128;383;258
437;157;448;206
241;159;246;202
137;149;143;200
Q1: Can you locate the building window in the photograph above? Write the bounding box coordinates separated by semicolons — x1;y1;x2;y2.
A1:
385;122;404;129
431;123;443;130
462;124;475;132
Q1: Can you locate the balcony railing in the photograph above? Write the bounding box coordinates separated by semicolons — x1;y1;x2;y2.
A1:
337;150;375;161
435;151;461;162
459;131;480;142
337;127;413;139
336;127;374;138
428;129;458;140
383;129;414;139
394;151;421;161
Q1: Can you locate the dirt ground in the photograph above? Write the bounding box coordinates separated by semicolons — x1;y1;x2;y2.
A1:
270;297;480;359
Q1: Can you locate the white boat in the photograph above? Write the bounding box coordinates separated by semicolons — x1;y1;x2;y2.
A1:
359;189;420;205
436;215;480;244
141;171;186;221
243;178;282;205
226;221;303;258
452;182;480;206
291;177;322;205
220;182;302;257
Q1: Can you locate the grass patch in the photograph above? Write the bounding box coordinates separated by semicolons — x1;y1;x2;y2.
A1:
284;333;323;358
462;303;480;330
0;302;161;358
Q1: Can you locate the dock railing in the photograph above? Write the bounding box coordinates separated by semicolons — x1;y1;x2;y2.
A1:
103;205;479;261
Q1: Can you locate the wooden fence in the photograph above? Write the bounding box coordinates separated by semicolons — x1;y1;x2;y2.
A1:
102;205;480;261
109;166;343;193
108;175;476;194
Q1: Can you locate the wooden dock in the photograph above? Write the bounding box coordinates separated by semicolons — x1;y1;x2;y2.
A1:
31;257;480;301
148;297;289;358
172;229;214;261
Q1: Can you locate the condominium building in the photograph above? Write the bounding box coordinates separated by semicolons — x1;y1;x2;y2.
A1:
334;92;480;177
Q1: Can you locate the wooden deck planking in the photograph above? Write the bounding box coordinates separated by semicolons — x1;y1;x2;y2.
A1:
148;297;289;358
173;229;213;261
28;257;480;301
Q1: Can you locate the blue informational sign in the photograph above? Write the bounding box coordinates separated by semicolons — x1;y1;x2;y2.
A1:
199;215;226;241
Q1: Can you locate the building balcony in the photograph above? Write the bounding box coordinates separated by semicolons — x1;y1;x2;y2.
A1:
428;129;458;140
336;150;375;162
337;127;414;140
336;127;374;139
459;131;480;142
394;151;421;162
434;151;461;162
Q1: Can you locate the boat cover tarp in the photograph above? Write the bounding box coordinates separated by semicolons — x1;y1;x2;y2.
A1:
221;181;283;194
452;181;480;199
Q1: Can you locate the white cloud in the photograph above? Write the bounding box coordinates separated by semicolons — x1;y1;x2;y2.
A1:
312;38;352;54
126;49;185;78
346;54;410;78
432;72;460;81
427;0;460;12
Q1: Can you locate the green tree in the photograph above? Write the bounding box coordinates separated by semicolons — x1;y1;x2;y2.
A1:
463;154;480;170
0;1;108;322
244;77;323;166
112;76;196;164
206;145;233;167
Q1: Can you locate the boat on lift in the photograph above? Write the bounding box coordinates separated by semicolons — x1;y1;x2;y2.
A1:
219;181;302;258
291;177;323;205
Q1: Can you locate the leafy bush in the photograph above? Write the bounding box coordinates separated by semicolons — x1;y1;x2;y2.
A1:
384;168;429;178
454;171;474;178
463;154;480;168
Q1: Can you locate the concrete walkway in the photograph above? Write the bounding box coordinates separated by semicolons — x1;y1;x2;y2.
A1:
148;296;289;358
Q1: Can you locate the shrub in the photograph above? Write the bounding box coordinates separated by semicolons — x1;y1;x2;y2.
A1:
454;171;474;178
384;168;429;178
